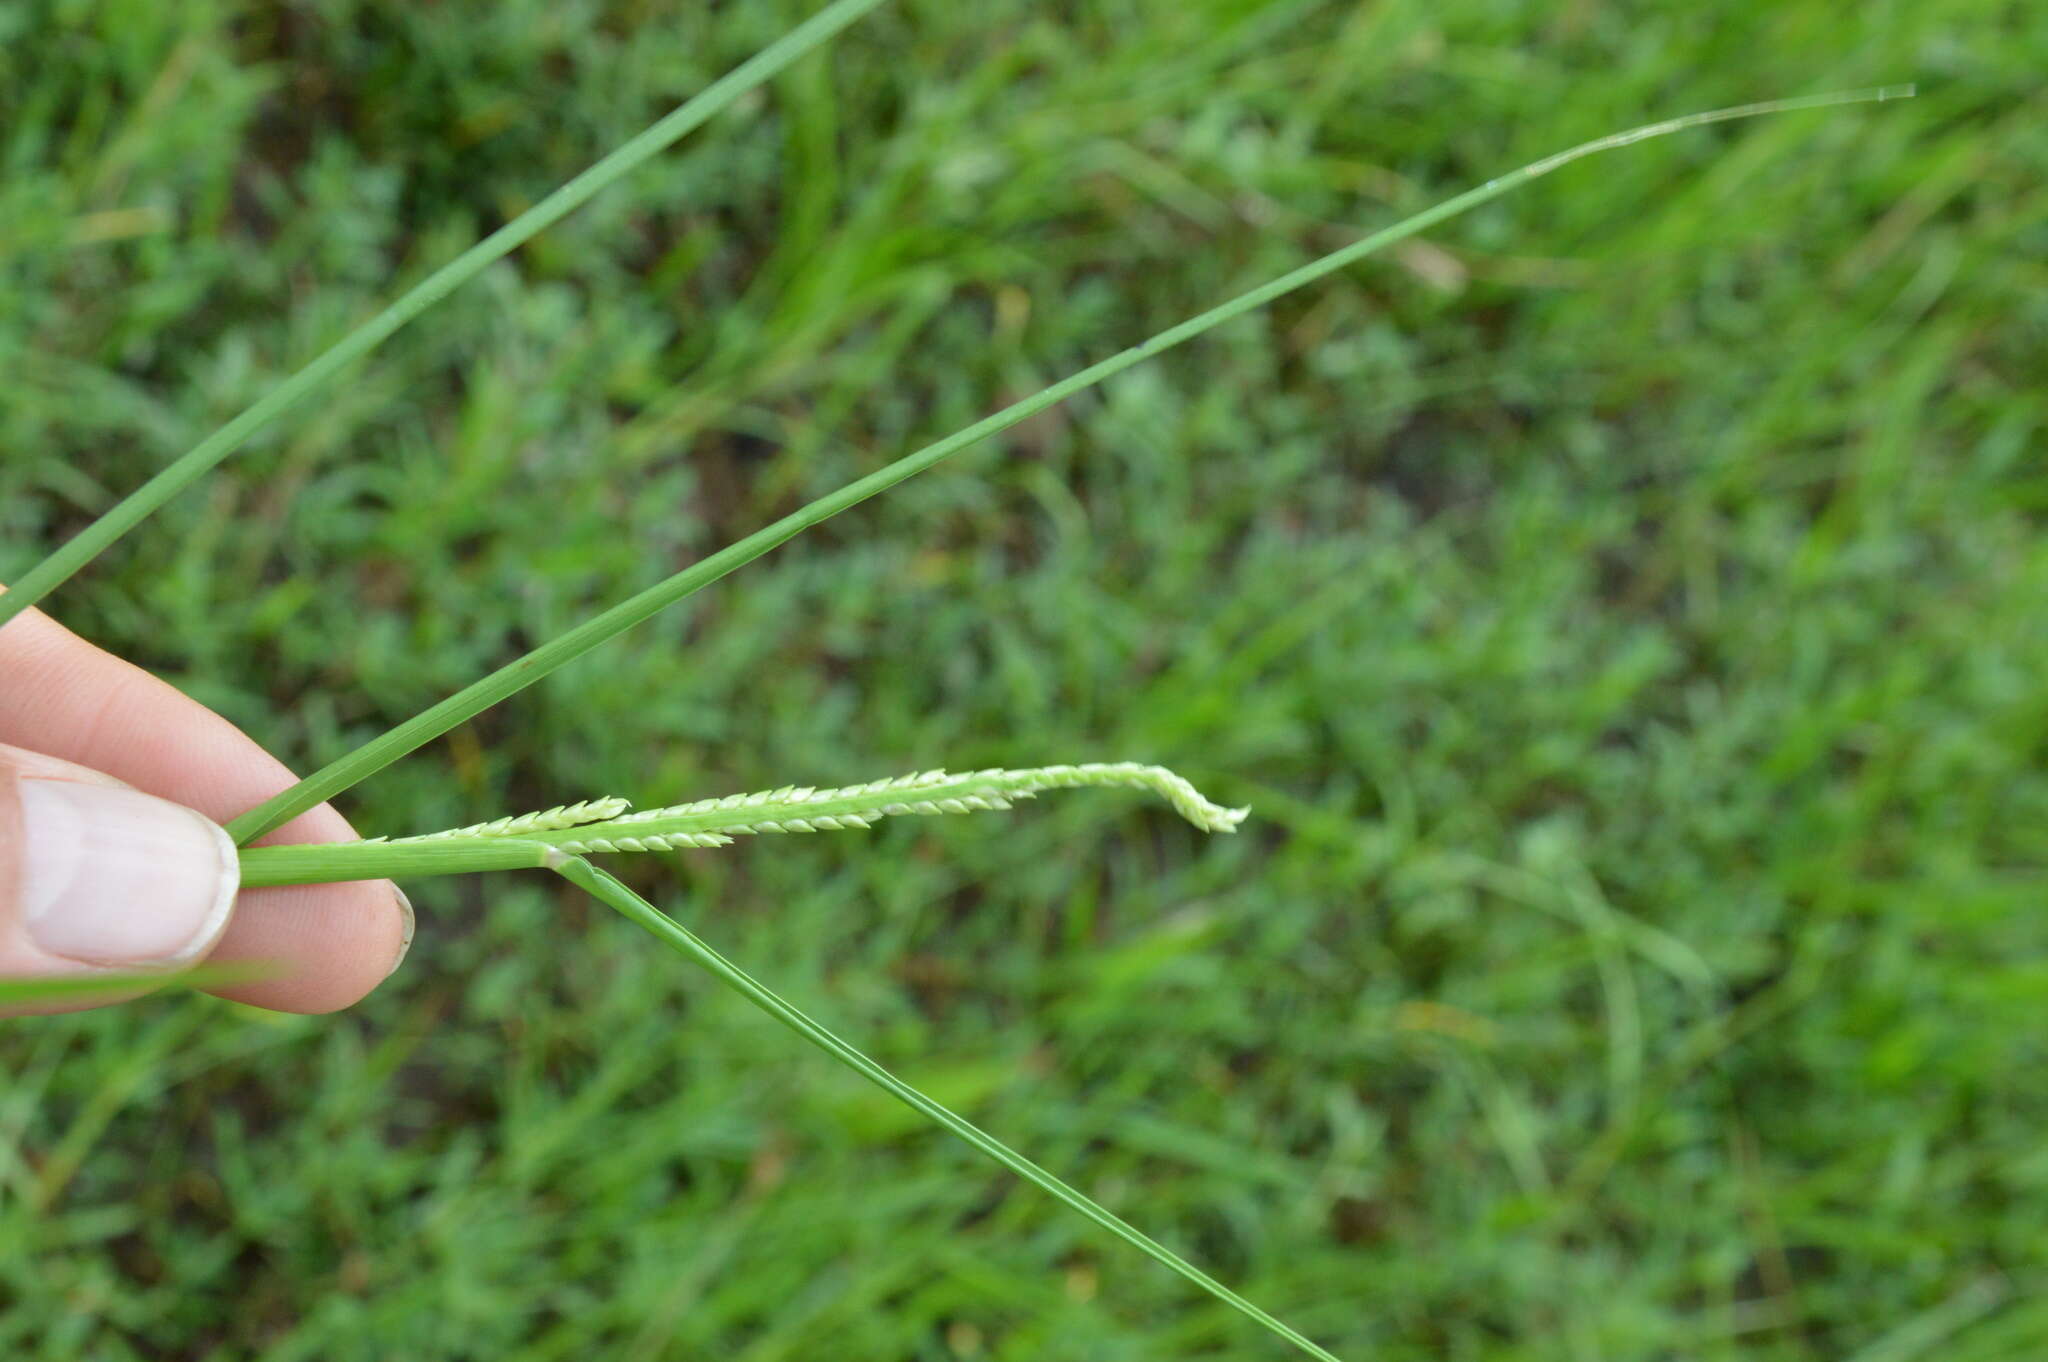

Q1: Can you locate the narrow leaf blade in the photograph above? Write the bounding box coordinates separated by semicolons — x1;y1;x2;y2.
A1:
558;857;1344;1362
0;0;891;632
226;87;1912;844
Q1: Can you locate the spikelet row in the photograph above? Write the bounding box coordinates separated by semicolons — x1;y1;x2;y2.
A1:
554;830;735;853
601;768;960;826
390;796;632;843
999;763;1247;834
553;796;1020;851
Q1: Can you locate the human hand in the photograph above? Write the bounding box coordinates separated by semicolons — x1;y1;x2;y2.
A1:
1;592;410;1015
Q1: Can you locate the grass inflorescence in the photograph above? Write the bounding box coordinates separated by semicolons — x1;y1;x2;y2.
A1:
242;763;1246;881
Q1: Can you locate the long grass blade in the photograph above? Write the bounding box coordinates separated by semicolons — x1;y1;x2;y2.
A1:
224;85;1912;844
555;856;1344;1362
0;0;891;633
0;960;274;1007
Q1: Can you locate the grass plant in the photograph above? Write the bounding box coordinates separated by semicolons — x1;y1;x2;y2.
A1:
8;43;1909;1352
5;1;2038;1357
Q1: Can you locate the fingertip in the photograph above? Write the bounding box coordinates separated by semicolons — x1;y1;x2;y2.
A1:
387;886;415;980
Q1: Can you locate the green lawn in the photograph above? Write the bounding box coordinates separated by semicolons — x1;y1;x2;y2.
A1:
3;1;2045;1357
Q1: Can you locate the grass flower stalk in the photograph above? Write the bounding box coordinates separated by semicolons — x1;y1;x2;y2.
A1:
238;763;1242;886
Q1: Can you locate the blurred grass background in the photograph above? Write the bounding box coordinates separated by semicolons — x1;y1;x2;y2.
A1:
2;0;2045;1357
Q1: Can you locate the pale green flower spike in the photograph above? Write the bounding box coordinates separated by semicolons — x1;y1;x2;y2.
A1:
236;763;1244;888
552;763;1247;852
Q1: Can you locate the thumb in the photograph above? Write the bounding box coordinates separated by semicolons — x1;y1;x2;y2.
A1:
1;742;239;987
